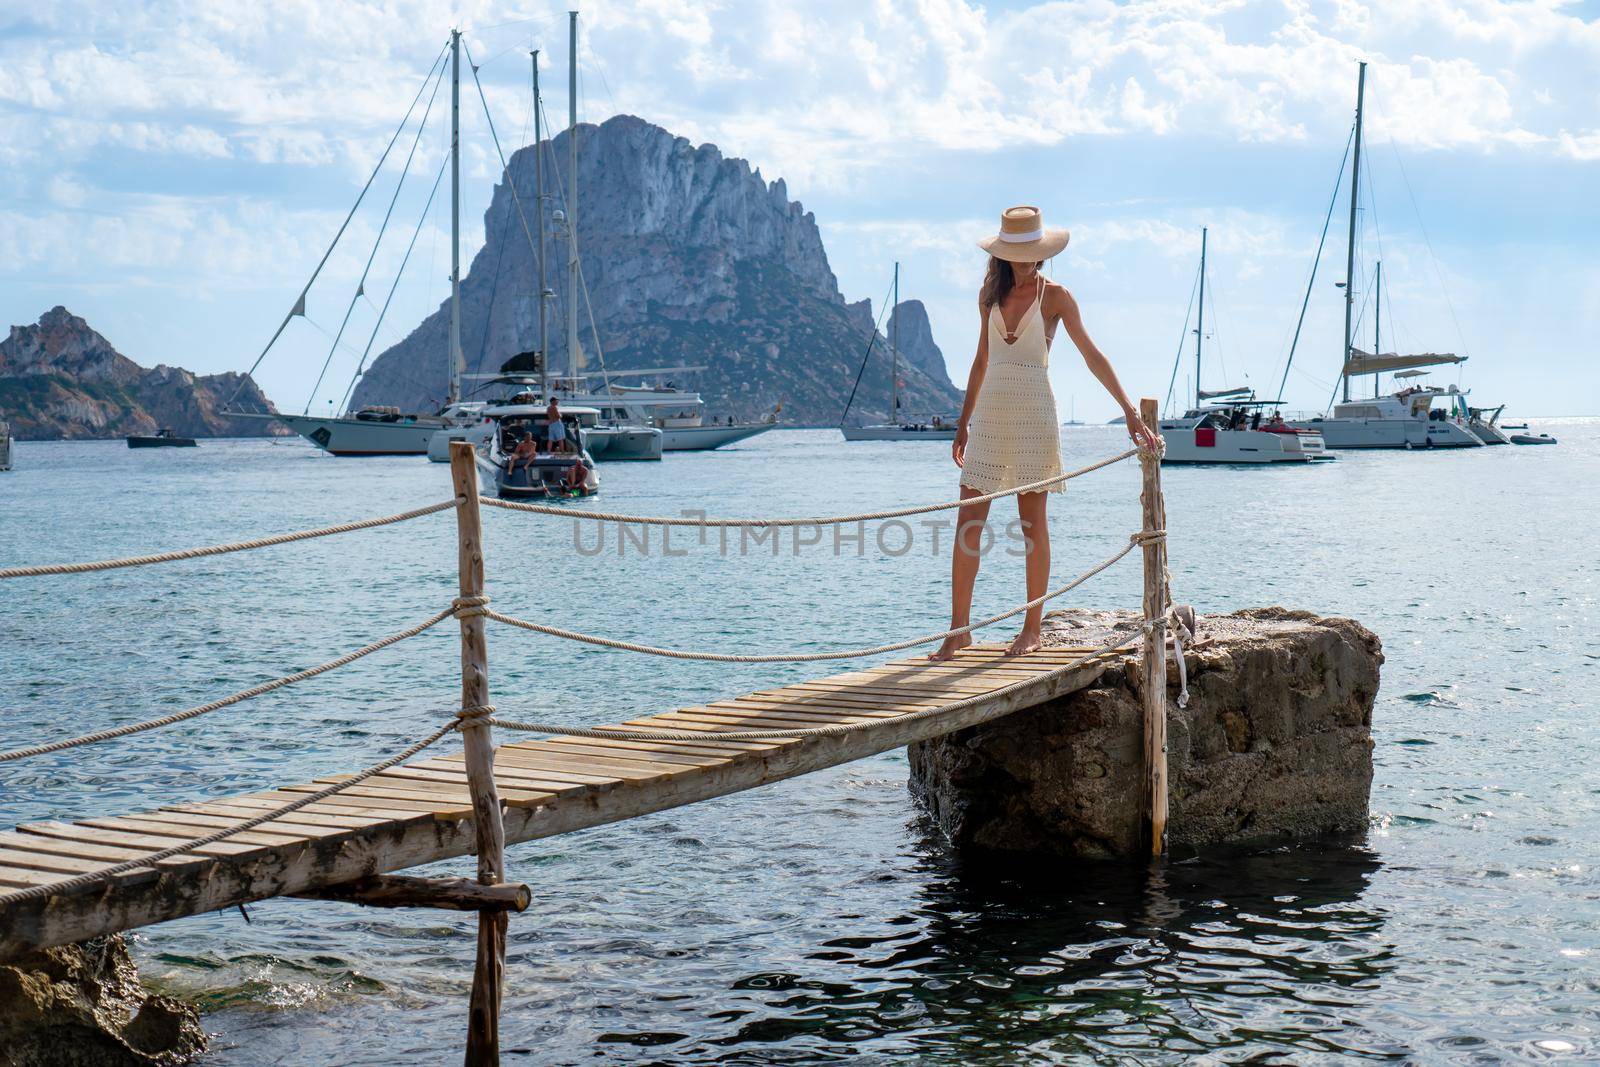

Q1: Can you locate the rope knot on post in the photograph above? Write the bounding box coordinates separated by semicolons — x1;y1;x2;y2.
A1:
453;594;491;618
1129;529;1166;547
456;703;496;724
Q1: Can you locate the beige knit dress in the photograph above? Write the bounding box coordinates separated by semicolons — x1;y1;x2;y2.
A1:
960;279;1065;495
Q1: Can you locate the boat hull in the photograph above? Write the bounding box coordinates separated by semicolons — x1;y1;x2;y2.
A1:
428;423;496;462
126;436;197;448
1467;418;1512;445
1510;433;1557;445
661;424;774;450
1287;416;1483;449
493;457;599;499
840;424;958;442
1159;424;1327;464
589;426;664;460
248;412;449;456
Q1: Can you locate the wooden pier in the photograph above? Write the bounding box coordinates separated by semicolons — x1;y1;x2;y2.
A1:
0;409;1174;1064
0;642;1123;959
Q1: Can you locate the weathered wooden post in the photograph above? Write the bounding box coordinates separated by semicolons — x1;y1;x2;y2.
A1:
450;441;508;1065
1137;398;1170;858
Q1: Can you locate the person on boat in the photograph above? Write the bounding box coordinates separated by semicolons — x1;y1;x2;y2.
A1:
931;206;1157;661
564;457;587;493
508;431;540;483
1262;412;1292;433
545;400;569;454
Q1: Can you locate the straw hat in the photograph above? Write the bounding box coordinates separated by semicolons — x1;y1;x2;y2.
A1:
977;205;1070;263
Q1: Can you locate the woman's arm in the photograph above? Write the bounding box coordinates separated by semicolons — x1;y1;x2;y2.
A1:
953;300;991;467
1051;285;1159;449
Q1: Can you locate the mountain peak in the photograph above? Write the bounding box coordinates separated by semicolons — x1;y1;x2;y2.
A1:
353;117;959;423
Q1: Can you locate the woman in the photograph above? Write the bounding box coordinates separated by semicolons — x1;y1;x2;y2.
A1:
930;206;1157;661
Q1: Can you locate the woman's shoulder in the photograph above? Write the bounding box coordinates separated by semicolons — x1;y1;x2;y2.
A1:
1041;280;1076;310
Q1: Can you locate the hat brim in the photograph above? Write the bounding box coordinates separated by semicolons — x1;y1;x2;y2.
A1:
977;228;1070;263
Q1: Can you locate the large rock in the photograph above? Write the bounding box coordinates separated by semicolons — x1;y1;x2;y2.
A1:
909;608;1381;857
0;307;279;441
352;115;962;425
0;935;205;1065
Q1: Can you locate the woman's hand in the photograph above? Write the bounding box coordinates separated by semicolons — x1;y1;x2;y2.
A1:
952;423;969;468
1123;406;1159;451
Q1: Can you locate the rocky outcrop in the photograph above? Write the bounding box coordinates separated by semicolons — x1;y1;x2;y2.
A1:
0;307;279;440
352;115;962;424
885;300;950;385
909;608;1381;857
0;935;205;1065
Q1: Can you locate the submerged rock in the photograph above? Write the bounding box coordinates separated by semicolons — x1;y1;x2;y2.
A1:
909;608;1382;857
0;935;205;1066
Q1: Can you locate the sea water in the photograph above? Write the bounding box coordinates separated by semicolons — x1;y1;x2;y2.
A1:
1;424;1596;1064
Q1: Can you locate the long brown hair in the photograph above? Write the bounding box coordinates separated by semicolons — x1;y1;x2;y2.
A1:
980;256;1042;309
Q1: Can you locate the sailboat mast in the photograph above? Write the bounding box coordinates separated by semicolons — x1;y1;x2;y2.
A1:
1372;260;1381;399
566;10;579;382
533;49;549;401
1341;61;1367;405
1194;227;1206;409
448;29;462;407
890;262;900;426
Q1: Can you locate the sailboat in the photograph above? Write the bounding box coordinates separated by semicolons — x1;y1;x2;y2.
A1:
1159;228;1328;464
841;262;958;441
844;265;953;444
228;33;487;456
1285;63;1482;450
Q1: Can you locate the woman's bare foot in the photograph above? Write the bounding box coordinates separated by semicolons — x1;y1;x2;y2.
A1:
1005;628;1042;657
929;633;973;661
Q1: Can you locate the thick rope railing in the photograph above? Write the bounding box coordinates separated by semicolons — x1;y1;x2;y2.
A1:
0;498;462;580
0;609;457;763
0;721;462;905
479;448;1138;527
482;532;1152;663
486;630;1148;742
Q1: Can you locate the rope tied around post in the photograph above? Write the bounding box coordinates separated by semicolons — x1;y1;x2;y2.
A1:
456;703;496;723
452;594;491;618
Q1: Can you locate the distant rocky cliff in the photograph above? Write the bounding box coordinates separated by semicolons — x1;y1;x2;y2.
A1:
0;307;278;440
352;115;960;424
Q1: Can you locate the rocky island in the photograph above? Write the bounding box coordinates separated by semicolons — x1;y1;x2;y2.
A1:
0;307;278;441
353;115;963;426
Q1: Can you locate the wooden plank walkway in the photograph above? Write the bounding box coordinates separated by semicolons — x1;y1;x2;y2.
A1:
0;643;1125;958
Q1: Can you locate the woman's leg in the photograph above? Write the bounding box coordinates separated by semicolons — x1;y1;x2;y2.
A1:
1006;491;1050;656
929;486;991;661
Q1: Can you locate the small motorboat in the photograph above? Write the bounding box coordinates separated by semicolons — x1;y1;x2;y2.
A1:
1509;431;1557;446
127;429;197;448
1160;391;1330;464
486;404;600;500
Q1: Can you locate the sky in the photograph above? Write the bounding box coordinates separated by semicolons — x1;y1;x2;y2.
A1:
2;0;1597;420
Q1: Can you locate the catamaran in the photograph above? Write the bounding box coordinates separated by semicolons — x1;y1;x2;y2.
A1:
1283;63;1482;450
841;262;958;441
1158;229;1328;464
